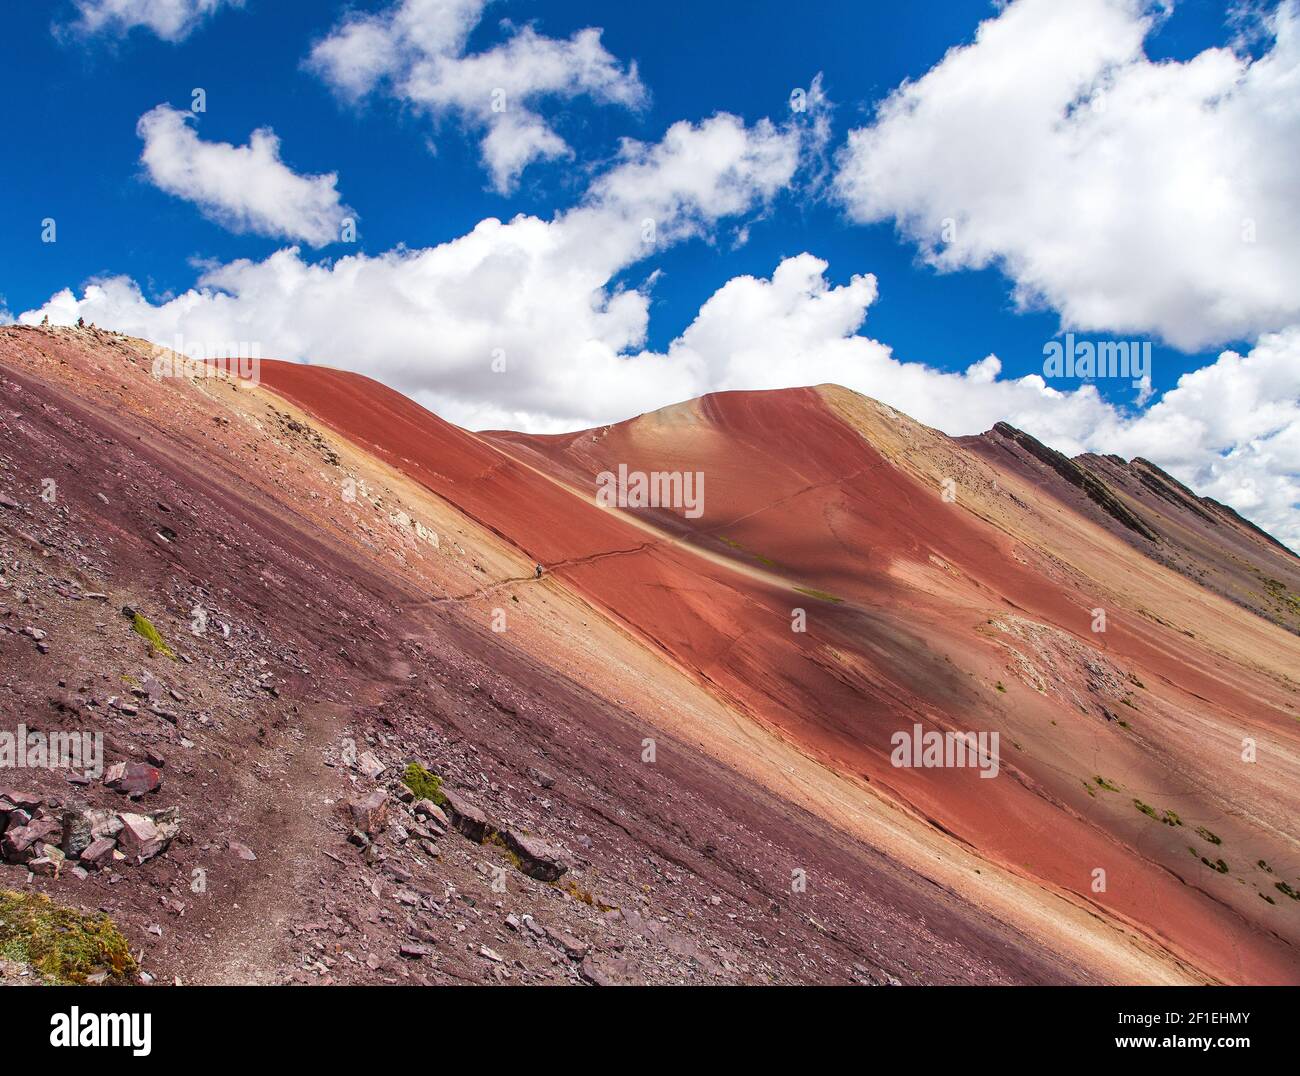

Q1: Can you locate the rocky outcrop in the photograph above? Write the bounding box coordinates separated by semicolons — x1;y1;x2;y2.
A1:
440;789;491;844
987;422;1159;541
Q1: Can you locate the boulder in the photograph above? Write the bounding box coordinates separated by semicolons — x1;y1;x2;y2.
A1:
104;762;163;797
3;819;61;862
61;807;122;858
356;751;385;779
0;789;42;811
28;845;66;877
348;790;389;836
80;837;117;870
500;827;568;882
117;810;177;864
4;810;32;833
441;789;490;843
411;799;449;828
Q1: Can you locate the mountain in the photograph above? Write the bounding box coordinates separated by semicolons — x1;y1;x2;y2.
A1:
1;322;1297;985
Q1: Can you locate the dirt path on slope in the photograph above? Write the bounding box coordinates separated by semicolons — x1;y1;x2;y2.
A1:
188;698;355;985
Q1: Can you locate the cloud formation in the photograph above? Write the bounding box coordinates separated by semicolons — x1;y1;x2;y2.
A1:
65;0;240;41
307;0;646;192
20;107;1300;549
835;0;1300;351
137;105;353;247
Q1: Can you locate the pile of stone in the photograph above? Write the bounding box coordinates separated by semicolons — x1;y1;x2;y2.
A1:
0;787;180;877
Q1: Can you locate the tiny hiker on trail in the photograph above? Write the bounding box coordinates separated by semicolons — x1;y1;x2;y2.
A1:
535;564;544;578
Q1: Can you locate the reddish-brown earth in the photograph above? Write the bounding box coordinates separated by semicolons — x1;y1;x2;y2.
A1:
1;323;1297;985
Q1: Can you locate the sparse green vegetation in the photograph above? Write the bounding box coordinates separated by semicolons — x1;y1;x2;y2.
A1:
486;830;522;871
402;762;447;806
0;890;137;984
1201;857;1229;874
1275;881;1300;901
792;586;843;603
1258;859;1273;873
717;536;778;569
1195;826;1222;846
1133;799;1182;826
130;611;175;659
995;681;1007;693
1094;776;1121;792
560;880;612;911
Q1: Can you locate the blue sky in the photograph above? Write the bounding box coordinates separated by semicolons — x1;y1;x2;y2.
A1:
2;1;1299;544
1;0;1249;380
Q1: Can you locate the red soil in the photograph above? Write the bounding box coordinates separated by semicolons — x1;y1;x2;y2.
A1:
259;363;1300;984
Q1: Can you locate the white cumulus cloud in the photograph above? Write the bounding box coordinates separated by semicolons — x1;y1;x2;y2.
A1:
835;0;1300;352
65;0;241;41
306;0;647;193
26;113;801;430
137;105;353;247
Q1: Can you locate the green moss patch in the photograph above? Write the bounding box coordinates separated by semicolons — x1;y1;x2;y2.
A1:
0;890;137;984
402;762;447;806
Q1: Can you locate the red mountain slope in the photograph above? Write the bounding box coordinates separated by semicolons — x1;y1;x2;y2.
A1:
1;325;1296;985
